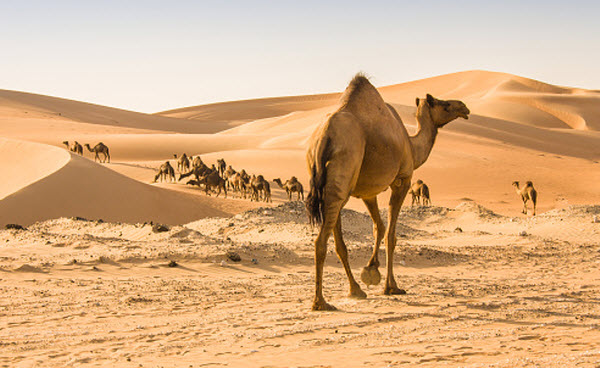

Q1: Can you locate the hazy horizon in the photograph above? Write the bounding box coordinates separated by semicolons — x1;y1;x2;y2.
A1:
1;0;598;113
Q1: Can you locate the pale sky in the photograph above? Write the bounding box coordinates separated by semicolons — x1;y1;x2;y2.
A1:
1;0;598;113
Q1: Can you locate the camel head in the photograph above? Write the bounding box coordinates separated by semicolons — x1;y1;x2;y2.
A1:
62;141;69;146
512;181;520;188
416;94;470;127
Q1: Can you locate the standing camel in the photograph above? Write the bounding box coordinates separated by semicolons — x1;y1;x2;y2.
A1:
217;159;227;178
62;141;83;155
512;181;537;216
153;161;175;183
251;175;272;202
84;143;110;163
175;153;190;173
306;74;469;311
273;177;304;201
410;180;431;207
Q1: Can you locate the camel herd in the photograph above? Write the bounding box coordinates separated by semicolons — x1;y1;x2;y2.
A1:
152;154;305;203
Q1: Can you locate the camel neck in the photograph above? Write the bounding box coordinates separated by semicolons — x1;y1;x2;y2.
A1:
410;106;438;170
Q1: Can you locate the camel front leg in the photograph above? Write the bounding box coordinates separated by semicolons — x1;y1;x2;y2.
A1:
523;198;528;215
361;197;385;286
383;179;411;295
333;216;366;299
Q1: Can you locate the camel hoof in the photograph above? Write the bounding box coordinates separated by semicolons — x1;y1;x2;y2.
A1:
312;301;337;311
349;287;367;299
383;286;407;295
360;265;381;286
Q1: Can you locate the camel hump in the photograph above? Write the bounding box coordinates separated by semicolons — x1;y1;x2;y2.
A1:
339;73;388;122
526;181;534;187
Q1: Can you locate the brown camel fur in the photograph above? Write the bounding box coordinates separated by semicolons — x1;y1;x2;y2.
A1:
513;181;537;215
153;161;175;183
305;74;469;311
251;175;272;202
410;180;431;206
62;141;83;155
273;177;304;201
196;171;227;197
84;142;110;163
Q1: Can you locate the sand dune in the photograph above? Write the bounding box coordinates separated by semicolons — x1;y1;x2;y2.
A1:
0;89;230;134
0;138;234;227
1;70;600;227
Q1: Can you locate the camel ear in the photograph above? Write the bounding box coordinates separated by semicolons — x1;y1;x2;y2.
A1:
426;94;435;106
415;97;420;106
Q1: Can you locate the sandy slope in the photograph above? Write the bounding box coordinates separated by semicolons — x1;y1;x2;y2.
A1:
1;202;599;367
0;138;233;227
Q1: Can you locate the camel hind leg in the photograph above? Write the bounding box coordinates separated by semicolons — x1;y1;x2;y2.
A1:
312;199;346;311
333;216;366;298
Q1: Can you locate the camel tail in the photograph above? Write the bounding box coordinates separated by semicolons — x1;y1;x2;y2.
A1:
306;137;331;225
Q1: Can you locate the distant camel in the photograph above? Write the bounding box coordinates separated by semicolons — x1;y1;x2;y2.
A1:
84;143;110;163
62;141;83;155
217;159;226;177
273;177;304;201
196;171;227;197
513;181;537;215
174;153;190;173
305;74;469;310
230;170;251;198
251;175;271;202
153;161;175;183
223;165;237;190
410;180;431;206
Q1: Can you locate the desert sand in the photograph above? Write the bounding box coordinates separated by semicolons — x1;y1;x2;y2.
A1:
1;70;599;366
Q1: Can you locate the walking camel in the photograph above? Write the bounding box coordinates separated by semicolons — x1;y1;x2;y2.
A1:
512;181;537;216
84;143;110;163
62;141;83;155
273;177;304;201
306;74;469;311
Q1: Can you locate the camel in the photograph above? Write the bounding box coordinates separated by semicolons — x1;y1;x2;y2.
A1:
273;177;304;201
410;180;431;207
217;159;226;178
84;142;110;163
153;161;175;183
512;181;537;216
223;165;237;190
229;170;251;198
196;171;227;197
251;175;272;202
174;153;190;173
305;74;469;311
